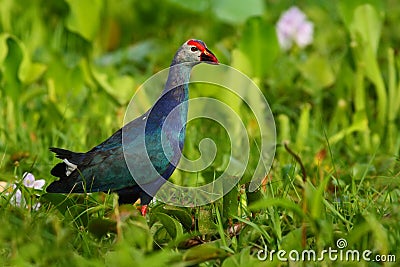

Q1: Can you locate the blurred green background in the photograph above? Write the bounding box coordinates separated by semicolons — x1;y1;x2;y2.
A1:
1;0;400;266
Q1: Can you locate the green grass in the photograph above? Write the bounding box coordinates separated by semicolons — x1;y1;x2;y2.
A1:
1;0;400;266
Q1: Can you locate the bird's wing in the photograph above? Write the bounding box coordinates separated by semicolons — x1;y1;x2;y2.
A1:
58;114;170;193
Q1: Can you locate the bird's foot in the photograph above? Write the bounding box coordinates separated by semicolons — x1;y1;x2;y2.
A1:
140;205;148;216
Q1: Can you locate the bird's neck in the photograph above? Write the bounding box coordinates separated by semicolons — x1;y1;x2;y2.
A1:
143;62;195;171
162;63;194;99
147;63;193;124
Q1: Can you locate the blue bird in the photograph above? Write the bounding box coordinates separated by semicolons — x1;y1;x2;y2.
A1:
47;39;219;216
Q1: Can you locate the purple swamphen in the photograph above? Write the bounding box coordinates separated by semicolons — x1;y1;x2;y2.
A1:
47;40;219;216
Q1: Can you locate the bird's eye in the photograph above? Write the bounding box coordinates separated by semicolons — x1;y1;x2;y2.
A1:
191;46;199;52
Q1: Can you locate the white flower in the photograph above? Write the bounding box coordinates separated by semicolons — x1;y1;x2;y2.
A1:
32;202;41;211
22;172;45;190
2;172;44;210
9;185;24;207
276;6;314;50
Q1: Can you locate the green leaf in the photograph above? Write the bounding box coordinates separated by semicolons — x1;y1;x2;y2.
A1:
351;4;383;55
109;75;136;105
18;45;47;84
223;187;238;219
65;0;103;41
222;248;263;267
95;40;161;66
338;0;384;50
237;17;279;78
88;217;117;238
91;66;135;105
155;212;183;239
1;35;23;103
167;0;208;12
161;205;193;230
198;207;216;235
307;178;329;220
230;49;253;78
299;53;335;89
246;189;263;208
183;244;228;265
295;103;311;151
212;0;264;25
249;198;305;218
0;33;11;65
280;227;303;252
352;163;375;181
0;33;46;86
363;213;389;254
340;3;386;128
41;193;76;214
328;111;369;144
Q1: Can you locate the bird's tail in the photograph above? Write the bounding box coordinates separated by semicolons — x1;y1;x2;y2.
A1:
50;147;82;161
48;147;84;193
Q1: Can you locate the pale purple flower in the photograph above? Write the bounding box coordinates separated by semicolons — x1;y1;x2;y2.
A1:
2;172;44;210
276;6;314;50
32;202;41;211
22;172;45;190
10;185;24;207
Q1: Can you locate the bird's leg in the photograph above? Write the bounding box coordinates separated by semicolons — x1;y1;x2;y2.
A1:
140;205;148;216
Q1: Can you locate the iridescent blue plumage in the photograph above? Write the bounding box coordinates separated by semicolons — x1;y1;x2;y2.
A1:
47;40;218;213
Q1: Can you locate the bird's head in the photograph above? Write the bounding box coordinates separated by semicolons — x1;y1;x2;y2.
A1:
172;39;219;66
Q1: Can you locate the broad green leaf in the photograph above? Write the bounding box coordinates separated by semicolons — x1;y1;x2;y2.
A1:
183;244;228;265
0;33;11;65
65;0;103;41
110;75;136;105
0;33;46;87
18;45;46;84
191;64;244;114
41;193;77;214
246;189;263;208
1;35;23;103
352;163;375;181
222;248;265;267
351;4;383;55
158;205;193;230
211;0;264;25
234;215;272;242
167;0;208;12
280;227;303;252
91;67;134;105
105;249;177;267
249;198;305;218
198;207;216;235
238;17;279;78
95;40;161;66
223;186;238;218
230;49;253;77
88;217;117;238
341;4;386;129
299;53;335;89
338;0;384;42
155;212;183;239
307;178;329;220
363;213;389;254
